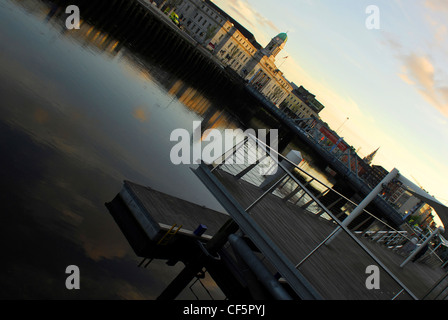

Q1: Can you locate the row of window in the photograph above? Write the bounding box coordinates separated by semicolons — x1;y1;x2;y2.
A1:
201;3;223;23
192;12;212;31
224;42;249;65
180;1;223;39
288;104;313;118
234;33;255;54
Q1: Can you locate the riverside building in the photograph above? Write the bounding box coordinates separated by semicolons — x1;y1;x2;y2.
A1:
176;0;293;106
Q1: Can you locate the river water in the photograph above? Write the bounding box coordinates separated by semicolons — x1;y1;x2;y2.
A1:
0;0;334;299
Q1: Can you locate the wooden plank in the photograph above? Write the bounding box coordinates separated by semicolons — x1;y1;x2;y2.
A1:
213;169;447;300
123;181;230;238
116;174;446;300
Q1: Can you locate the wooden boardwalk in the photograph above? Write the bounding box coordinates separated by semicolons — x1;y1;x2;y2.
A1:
212;169;448;300
108;175;448;300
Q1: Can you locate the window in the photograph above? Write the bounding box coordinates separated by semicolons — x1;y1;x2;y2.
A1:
198;16;203;22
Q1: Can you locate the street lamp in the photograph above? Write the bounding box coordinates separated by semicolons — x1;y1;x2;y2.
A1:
336;117;349;134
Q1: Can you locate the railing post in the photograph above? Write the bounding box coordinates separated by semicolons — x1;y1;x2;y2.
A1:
400;227;444;268
211;137;247;172
245;174;288;213
325;168;399;245
235;155;268;179
283;185;302;202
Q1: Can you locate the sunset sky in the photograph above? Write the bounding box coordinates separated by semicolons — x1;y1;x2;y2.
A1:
213;0;448;210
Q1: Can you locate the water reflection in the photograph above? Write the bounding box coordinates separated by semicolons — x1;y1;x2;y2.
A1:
0;0;335;299
0;0;227;299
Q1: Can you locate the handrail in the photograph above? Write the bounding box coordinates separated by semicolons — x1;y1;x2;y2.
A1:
251;134;419;299
215;134;419;300
243;134;416;243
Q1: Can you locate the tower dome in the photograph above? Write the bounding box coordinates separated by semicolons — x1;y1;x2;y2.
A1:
277;32;288;42
265;32;288;58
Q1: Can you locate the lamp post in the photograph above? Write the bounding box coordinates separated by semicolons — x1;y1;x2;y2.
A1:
336;117;349;134
278;56;288;69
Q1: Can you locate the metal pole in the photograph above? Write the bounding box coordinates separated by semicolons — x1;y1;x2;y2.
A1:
235;155;268;179
211;138;246;172
336;117;349;134
391;289;404;300
233;138;418;298
157;218;239;300
228;234;292;300
325;168;399;245
295;227;341;268
245;173;288;213
400;227;444;268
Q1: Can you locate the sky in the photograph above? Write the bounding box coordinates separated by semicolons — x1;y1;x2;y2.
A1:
212;0;448;213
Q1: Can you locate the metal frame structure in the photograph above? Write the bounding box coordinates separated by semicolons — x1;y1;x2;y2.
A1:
197;134;421;300
194;163;323;300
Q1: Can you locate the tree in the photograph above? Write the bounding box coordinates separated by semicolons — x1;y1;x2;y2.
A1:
160;0;183;15
203;25;218;45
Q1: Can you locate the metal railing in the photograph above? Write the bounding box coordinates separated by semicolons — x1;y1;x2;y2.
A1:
354;230;408;248
210;134;420;300
213;134;414;242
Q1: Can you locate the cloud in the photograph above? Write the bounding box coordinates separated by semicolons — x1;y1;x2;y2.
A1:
382;31;403;52
425;0;448;12
423;0;448;52
398;54;448;117
224;0;279;42
398;73;415;85
382;4;448;118
434;24;448;44
424;14;448;47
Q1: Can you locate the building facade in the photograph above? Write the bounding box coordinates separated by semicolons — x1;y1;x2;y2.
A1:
242;33;293;105
176;0;228;44
212;24;259;76
281;84;325;119
175;0;292;105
